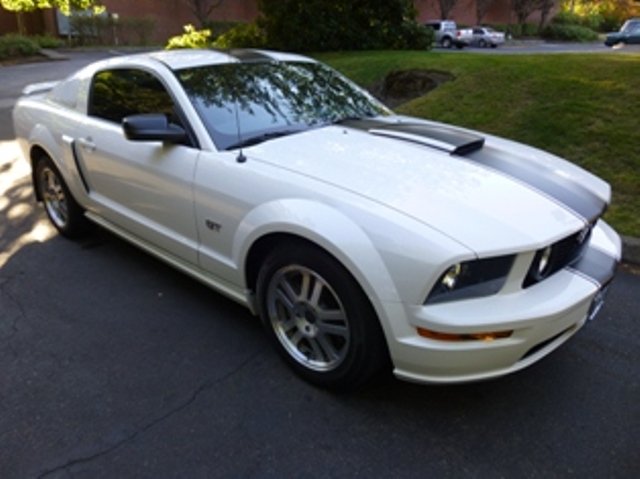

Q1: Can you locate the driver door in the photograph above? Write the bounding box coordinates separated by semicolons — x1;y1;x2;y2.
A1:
77;67;200;264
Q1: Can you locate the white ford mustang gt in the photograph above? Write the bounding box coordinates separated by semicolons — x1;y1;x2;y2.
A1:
13;49;621;389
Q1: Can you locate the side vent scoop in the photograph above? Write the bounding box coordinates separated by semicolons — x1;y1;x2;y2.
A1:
369;123;485;156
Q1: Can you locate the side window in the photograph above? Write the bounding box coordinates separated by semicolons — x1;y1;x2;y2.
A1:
89;68;181;126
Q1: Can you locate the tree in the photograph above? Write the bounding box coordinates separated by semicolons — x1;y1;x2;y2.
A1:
438;0;459;19
181;0;225;28
537;0;557;29
476;0;496;24
512;0;541;25
1;0;99;34
258;0;429;52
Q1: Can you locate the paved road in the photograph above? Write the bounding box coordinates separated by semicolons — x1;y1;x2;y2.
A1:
1;52;639;478
438;40;640;55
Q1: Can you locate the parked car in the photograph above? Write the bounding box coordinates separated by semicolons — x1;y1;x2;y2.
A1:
13;50;621;390
424;20;472;48
470;26;506;48
605;18;640;46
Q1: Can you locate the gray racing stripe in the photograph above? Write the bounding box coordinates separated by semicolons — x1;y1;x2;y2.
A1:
341;119;607;223
226;49;272;63
567;246;618;287
465;145;606;223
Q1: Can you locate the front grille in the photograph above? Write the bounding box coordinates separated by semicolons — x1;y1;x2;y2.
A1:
523;226;592;288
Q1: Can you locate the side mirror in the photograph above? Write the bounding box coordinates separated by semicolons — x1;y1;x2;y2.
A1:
122;114;187;144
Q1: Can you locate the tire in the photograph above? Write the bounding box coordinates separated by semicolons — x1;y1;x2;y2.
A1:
35;155;89;238
490;44;497;48
479;39;487;48
441;37;452;49
256;243;389;390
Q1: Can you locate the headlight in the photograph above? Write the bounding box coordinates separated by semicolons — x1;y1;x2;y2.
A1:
425;255;515;304
537;246;553;276
523;227;591;288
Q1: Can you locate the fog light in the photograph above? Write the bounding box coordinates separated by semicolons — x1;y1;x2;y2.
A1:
417;327;513;342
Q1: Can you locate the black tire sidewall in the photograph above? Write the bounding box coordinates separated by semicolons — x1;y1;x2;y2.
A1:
35;156;88;238
256;243;388;390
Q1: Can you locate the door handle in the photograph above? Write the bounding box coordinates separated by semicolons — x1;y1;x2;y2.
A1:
77;137;96;152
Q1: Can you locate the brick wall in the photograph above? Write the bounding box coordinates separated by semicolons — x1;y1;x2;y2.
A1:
0;9;45;35
2;0;560;42
99;0;259;43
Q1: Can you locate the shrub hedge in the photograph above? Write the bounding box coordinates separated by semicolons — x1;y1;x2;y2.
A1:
541;23;599;42
257;0;433;51
0;34;40;60
212;22;266;49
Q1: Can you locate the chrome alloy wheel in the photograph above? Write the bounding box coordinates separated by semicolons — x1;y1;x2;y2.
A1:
266;265;351;372
39;165;69;229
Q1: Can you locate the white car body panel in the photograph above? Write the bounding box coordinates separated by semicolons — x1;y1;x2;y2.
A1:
248;125;587;256
12;50;622;385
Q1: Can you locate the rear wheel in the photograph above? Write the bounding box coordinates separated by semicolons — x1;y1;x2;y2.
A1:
441;37;452;48
256;243;389;390
35;156;89;238
479;39;487;48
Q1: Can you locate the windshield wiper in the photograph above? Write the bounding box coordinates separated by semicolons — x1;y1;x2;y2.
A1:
226;129;303;150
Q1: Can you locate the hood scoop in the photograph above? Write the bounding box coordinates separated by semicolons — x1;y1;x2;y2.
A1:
368;123;485;156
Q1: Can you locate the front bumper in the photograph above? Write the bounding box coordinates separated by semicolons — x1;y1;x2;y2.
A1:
385;220;621;384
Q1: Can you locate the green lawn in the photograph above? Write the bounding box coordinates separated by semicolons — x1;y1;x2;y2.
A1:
318;51;640;237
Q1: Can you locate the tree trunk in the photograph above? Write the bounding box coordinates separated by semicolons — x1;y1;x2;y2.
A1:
16;12;26;35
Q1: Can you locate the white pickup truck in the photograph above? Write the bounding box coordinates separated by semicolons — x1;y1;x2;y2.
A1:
425;20;473;49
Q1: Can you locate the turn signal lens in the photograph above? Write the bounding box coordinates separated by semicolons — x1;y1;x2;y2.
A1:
417;327;513;342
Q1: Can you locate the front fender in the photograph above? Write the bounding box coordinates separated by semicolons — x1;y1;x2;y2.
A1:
235;198;402;306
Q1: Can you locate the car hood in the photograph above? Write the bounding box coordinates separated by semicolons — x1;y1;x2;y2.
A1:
247;117;609;255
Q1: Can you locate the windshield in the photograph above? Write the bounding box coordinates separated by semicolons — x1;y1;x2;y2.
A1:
175;61;390;150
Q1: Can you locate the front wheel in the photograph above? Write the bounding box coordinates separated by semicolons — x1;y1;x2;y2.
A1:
35;156;89;238
441;37;452;48
256;243;389;390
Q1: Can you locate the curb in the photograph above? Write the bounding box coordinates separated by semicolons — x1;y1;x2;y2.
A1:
39;49;69;61
622;236;640;265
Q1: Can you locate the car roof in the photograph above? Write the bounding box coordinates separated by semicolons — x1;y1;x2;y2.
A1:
148;48;317;70
78;49;317;76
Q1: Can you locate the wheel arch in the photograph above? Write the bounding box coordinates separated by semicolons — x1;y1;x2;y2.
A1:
236;199;403;338
29;144;54;201
26;125;89;206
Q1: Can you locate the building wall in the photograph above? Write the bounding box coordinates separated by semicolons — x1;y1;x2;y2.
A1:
98;0;258;42
0;9;45;35
2;0;559;41
415;0;521;25
0;0;259;41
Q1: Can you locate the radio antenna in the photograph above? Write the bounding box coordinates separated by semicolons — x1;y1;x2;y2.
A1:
233;75;247;163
